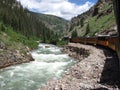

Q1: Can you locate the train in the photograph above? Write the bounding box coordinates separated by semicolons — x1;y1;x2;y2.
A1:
70;36;119;53
66;0;120;67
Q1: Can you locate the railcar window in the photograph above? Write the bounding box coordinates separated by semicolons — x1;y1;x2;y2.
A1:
98;37;107;40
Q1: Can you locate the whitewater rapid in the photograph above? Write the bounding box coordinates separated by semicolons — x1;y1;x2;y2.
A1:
0;43;76;90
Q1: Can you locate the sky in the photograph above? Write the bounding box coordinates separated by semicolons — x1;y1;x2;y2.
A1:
17;0;98;20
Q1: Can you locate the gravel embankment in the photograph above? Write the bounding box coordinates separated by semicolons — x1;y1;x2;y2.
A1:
39;43;120;90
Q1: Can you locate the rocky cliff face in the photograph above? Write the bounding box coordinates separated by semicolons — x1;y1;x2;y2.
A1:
67;0;117;37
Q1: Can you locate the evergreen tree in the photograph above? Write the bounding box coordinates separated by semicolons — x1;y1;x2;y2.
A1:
0;0;60;44
71;30;77;38
84;23;90;36
80;17;84;27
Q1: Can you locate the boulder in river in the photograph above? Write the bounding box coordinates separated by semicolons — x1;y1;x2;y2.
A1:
45;46;50;48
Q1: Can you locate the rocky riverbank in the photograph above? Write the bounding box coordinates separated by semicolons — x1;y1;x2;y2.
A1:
39;43;120;90
0;41;34;69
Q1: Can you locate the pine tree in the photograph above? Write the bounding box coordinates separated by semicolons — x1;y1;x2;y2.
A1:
84;23;90;36
71;30;77;38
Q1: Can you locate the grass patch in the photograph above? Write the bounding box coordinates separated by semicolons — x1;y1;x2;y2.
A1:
0;21;39;49
79;12;115;36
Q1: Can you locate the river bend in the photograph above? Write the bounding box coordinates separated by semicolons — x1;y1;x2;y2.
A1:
0;44;75;90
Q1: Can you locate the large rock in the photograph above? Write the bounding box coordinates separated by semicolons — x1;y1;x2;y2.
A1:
62;44;90;61
0;43;34;69
0;41;5;49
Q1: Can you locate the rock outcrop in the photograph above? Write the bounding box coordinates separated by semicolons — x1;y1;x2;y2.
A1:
0;41;34;69
62;45;89;61
67;0;116;37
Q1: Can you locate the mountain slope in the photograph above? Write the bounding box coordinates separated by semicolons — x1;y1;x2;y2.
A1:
35;13;68;36
67;0;117;37
0;0;67;44
0;0;67;68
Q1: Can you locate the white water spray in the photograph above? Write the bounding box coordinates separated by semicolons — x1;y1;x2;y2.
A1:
0;44;75;90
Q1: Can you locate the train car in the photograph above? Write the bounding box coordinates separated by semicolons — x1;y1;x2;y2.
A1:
97;36;108;47
85;37;97;45
70;37;86;44
107;36;119;51
70;36;119;53
114;0;120;68
70;37;81;43
70;36;108;47
78;37;86;44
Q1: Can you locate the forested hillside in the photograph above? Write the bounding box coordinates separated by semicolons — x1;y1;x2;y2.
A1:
36;14;68;36
0;0;67;46
67;0;117;37
0;0;68;68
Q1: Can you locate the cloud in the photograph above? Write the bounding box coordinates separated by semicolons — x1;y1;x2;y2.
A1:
17;0;94;20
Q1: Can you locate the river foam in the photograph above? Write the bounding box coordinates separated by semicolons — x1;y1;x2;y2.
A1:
0;43;75;90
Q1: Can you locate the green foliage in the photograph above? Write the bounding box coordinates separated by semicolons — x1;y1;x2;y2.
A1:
78;11;115;36
80;17;84;27
87;12;115;36
80;12;115;36
71;30;77;38
5;29;38;48
0;0;42;37
101;3;113;13
84;23;90;36
0;23;6;32
0;0;63;47
68;1;116;37
57;40;68;46
0;21;38;48
37;14;67;35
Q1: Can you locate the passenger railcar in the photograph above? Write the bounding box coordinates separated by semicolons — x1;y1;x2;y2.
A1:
108;36;119;51
70;36;118;51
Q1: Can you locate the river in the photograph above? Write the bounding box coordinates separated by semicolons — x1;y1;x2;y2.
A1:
0;43;76;90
